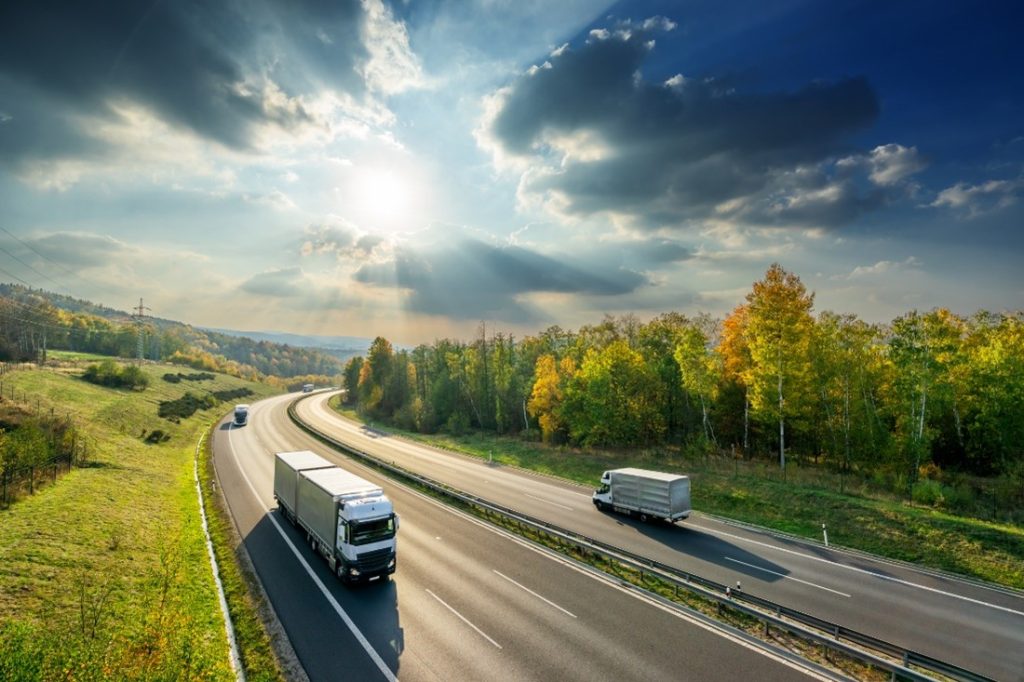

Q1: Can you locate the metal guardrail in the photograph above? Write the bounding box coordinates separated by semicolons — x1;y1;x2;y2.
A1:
287;398;995;682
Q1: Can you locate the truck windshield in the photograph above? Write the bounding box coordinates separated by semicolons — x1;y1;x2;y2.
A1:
596;484;609;494
350;516;395;545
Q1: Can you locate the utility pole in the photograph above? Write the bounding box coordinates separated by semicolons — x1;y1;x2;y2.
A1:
131;298;151;364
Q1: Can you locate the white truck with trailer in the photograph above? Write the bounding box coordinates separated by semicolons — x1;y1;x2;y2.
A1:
273;450;398;583
592;467;691;523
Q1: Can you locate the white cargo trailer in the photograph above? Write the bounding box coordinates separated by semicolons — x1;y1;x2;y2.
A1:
592;467;691;523
273;450;334;523
274;451;398;583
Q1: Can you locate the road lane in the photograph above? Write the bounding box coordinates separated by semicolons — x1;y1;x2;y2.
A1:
294;391;1024;680
214;392;818;681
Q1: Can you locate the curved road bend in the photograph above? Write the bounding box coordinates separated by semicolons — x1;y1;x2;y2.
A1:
293;391;1024;681
212;393;821;681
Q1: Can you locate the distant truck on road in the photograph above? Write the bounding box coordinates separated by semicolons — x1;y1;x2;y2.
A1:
233;404;249;426
592;468;691;523
273;450;398;583
302;383;314;393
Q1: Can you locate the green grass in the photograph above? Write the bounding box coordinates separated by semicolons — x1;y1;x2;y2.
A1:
0;362;283;680
333;400;1024;590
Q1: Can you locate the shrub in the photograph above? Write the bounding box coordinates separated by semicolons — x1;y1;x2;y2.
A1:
82;360;149;390
912;479;944;506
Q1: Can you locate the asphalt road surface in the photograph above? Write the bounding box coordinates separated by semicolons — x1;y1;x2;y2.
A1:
212;392;821;681
290;390;1024;682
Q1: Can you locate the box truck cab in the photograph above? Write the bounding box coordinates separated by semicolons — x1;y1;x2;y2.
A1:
233;404;249;426
274;451;398;584
593;467;691;523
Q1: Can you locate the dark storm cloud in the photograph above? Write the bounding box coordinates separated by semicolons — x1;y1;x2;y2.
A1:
0;0;367;166
352;238;647;322
487;27;882;229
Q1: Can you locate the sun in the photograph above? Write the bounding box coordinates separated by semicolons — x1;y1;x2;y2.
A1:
348;166;420;231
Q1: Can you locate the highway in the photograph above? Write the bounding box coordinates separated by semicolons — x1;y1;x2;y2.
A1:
212;392;820;681
293;391;1024;682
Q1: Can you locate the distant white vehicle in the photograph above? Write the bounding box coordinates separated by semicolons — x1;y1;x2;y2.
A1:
233;404;250;426
592;468;691;523
302;383;314;393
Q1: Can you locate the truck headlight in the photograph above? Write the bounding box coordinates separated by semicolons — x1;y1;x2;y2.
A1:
388;558;396;569
349;567;361;576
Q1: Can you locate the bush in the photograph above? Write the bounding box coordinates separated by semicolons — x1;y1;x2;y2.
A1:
82;360;148;390
912;479;944;506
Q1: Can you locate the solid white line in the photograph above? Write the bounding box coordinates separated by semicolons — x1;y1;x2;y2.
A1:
523;493;574;511
225;420;398;681
196;431;245;681
724;557;851;598
425;589;503;649
492;570;578;618
700;525;1024;617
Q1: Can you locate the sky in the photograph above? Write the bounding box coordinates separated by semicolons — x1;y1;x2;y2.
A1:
0;0;1022;346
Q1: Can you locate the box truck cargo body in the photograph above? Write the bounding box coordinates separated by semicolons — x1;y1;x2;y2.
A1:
273;451;397;583
592;468;691;523
273;450;334;522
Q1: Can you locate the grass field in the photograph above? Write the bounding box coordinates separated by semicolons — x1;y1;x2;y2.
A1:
333;401;1024;590
0;360;283;681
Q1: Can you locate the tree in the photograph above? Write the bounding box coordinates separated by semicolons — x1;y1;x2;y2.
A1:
744;264;815;471
675;323;721;446
562;340;665;447
527;354;575;443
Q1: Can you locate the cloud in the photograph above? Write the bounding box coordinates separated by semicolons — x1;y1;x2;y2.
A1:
864;144;925;186
299;221;387;259
842;256;921;279
0;0;417;179
239;267;306;298
359;0;425;95
931;177;1023;217
480;21;887;230
27;232;136;267
352;237;647;322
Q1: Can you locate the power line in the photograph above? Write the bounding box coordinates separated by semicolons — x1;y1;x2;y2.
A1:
0;226;100;293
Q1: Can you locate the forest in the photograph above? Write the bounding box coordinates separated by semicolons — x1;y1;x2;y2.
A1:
343;264;1024;497
0;284;344;380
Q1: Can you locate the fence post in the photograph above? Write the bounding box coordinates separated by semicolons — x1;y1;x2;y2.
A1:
2;471;7;505
29;466;34;494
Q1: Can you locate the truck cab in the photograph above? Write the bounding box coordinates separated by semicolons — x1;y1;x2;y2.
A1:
233;404;250;426
592;470;613;508
334;494;398;582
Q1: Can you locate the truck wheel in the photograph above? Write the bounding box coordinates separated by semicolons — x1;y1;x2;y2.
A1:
311;538;317;553
336;563;348;583
640;513;649;523
595;501;605;511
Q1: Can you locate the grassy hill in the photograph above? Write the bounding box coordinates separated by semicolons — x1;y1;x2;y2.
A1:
0;359;282;681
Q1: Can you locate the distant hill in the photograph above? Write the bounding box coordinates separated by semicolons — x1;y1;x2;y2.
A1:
203;328;371;362
0;283;346;379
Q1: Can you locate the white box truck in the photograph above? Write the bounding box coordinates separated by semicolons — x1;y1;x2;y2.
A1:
592;467;691;523
233;404;250;426
274;451;398;583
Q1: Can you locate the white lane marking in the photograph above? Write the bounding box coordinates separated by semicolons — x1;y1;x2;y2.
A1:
225;424;398;681
359;472;826;680
523;493;574;511
700;525;1024;617
308;394;594;500
724;557;851;598
492;570;577;618
306;393;1024;617
425;589;503;650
